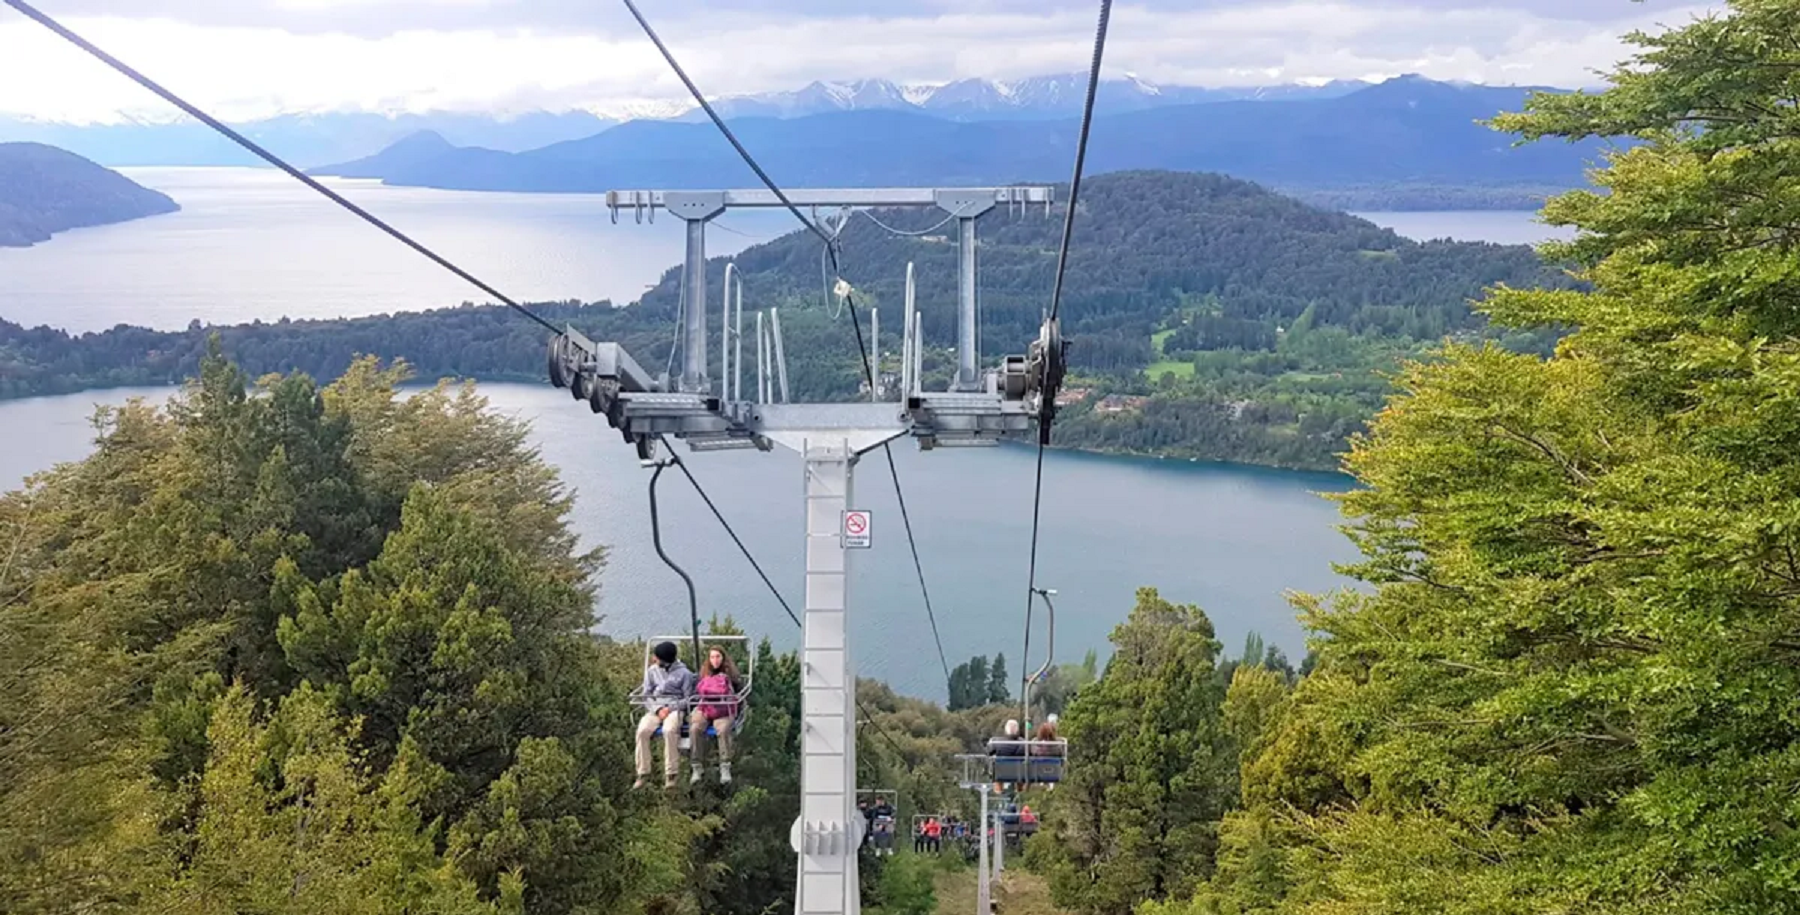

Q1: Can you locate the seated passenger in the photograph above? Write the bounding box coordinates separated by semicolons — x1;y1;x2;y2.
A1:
1031;720;1063;756
635;641;695;789
688;645;744;785
993;718;1026;756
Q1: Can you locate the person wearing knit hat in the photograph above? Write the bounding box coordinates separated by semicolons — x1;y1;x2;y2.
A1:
634;640;695;789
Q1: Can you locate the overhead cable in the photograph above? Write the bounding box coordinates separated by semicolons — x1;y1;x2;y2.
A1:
618;0;833;250
2;0;564;336
1022;0;1113;704
623;0;956;697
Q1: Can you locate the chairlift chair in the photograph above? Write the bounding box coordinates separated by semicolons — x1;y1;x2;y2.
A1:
984;736;1068;785
985;585;1067;784
628;633;755;742
858;789;899;855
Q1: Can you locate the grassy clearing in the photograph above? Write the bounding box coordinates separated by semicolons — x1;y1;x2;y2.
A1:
933;867;1071;915
1145;359;1195;379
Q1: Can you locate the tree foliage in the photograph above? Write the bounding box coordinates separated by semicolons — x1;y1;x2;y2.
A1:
0;347;686;914
1155;3;1800;912
1030;588;1236;915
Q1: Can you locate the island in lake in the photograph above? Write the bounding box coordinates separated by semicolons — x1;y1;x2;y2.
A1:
0;142;179;248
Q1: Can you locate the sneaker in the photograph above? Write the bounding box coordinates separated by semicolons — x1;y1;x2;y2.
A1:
719;762;733;784
690;767;703;785
633;776;648;790
664;773;678;789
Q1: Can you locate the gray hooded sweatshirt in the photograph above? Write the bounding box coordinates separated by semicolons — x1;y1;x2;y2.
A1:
640;659;695;713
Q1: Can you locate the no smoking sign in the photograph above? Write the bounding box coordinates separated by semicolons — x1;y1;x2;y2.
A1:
841;510;872;549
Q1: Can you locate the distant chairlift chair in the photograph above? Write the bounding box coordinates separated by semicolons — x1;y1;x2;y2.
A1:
985;735;1067;785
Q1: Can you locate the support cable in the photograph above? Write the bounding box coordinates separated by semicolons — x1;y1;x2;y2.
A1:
858;205;969;238
624;0;955;697
658;436;799;629
1023;0;1114;694
619;0;832;249
4;0;562;336
647;462;706;671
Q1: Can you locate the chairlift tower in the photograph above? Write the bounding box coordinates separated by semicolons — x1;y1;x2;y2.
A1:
551;186;1062;915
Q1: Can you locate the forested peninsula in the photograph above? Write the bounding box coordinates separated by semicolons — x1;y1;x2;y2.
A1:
0;170;1566;471
0;142;179;247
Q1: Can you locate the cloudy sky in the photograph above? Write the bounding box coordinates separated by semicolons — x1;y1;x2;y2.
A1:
0;0;1722;123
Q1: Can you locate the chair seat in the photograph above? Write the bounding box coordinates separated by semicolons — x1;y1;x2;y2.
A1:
651;715;747;739
991;755;1064;784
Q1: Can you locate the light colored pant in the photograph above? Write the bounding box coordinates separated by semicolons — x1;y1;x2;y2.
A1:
687;709;733;764
636;710;682;777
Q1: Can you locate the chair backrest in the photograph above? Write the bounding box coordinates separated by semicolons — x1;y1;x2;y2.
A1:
629;633;755;716
984;738;1068;784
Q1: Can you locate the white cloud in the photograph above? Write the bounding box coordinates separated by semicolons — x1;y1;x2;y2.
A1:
0;1;1724;123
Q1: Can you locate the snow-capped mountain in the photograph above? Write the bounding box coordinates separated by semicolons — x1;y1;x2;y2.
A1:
665;73;1372;123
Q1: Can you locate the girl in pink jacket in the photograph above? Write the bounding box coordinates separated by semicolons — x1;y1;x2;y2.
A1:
687;645;745;785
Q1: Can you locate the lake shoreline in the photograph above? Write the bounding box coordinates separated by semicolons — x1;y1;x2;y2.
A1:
1;381;1361;699
0;376;1363;480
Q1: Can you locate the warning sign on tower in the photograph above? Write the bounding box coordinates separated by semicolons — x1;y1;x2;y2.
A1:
842;510;871;549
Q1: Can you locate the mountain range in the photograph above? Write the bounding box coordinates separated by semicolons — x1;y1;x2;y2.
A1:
312;76;1603;209
0;142;179;248
0;110;619;170
0;72;1509;170
673;73;1371;122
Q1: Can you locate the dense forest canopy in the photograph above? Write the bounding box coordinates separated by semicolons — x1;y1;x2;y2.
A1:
1;169;1565;470
0;346;1058;914
1015;3;1800;914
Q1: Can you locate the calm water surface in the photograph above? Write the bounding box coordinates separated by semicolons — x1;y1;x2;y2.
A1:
1353;209;1573;246
0;383;1359;700
0;167;1558;335
1;177;1539;699
0;168;790;333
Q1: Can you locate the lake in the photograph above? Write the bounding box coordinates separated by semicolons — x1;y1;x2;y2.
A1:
0;167;794;334
0;172;1540;699
0;166;1559;335
0;383;1360;700
1351;209;1574;246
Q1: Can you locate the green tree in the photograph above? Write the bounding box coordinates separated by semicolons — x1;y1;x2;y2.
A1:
0;354;664;915
988;653;1010;707
1167;4;1800;912
137;683;517;915
947;655;992;712
869;852;938;915
1031;588;1234;915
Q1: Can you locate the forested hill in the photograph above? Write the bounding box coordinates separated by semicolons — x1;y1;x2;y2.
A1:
0;170;1563;468
0;142;179;247
686;169;1559;374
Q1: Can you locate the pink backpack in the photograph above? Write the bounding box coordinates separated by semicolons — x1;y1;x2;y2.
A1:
695;672;737;721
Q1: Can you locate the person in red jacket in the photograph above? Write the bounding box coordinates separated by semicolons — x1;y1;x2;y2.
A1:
688;645;744;785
